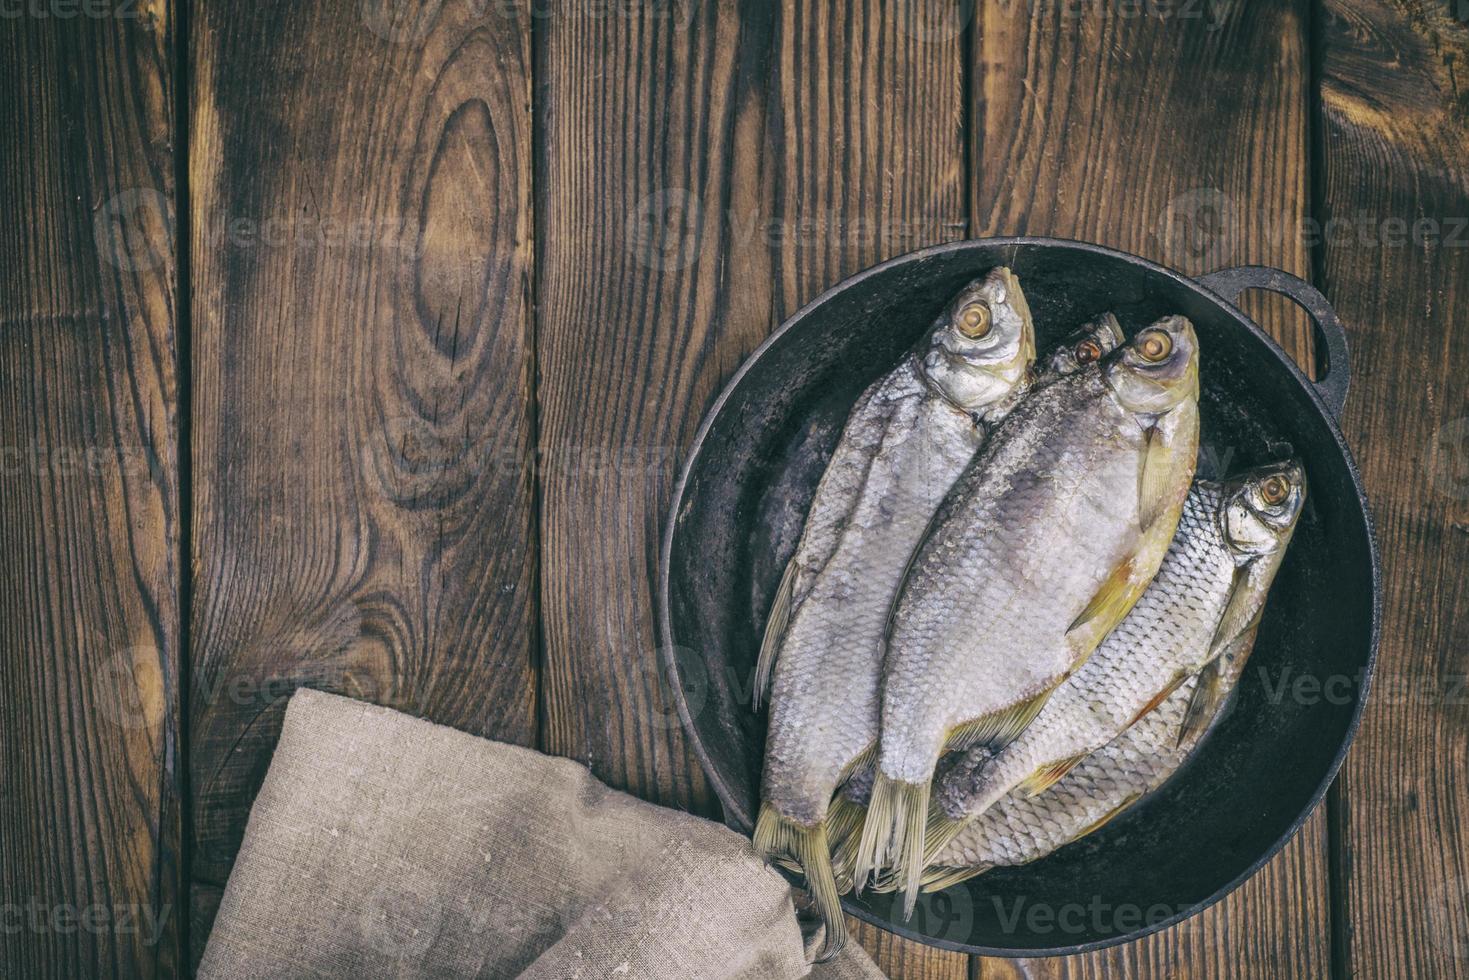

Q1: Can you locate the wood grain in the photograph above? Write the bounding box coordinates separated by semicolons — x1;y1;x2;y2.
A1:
968;2;1329;976
850;917;971;980
188;0;537;887
0;2;182;976
537;0;968;971
536;0;748;814
1319;0;1469;976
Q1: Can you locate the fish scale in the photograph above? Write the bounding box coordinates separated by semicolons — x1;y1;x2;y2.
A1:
881;368;1150;782
857;316;1200;915
782;379;893;613
932;483;1233;826
834;313;1127;816
753;268;1037;960
926;678;1200;875
907;458;1306;888
921;632;1250;882
762;366;979;823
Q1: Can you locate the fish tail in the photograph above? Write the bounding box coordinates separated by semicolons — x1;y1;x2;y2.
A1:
862;865;900;894
829;812;862;885
854;774;930;918
754;804;848;961
824;794;866;856
850;773;893;892
921;864;993;893
894;779;931;919
921;807;973;866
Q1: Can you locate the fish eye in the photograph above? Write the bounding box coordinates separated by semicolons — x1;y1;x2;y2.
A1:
1136;329;1172;362
1260;475;1290;506
1074;339;1102;364
956;301;993;339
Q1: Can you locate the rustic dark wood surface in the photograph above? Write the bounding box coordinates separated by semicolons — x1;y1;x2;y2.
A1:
1;0;1465;977
0;2;183;976
1320;1;1469;976
187;0;539;896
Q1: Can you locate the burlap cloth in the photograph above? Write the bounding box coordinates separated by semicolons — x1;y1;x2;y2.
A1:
198;689;886;979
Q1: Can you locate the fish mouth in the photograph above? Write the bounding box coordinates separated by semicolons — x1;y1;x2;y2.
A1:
942;342;1018;371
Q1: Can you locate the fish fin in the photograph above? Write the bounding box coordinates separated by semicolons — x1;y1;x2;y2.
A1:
948;688;1055;754
865;867;900;894
1138;399;1200;533
754;805;847;961
830;826;860;885
852;775;929;918
1204;566;1267;666
1177;658;1225;747
1074;792;1143;841
824;794;866;854
1066;484;1186;655
1017;753;1089;797
850;774;894;892
893;780;932;919
1177;626;1259;746
920;808;973;866
920;864;994;893
824;745;878;879
1066;554;1140;643
753;558;798;711
1138;424;1170;531
1124;672;1192;730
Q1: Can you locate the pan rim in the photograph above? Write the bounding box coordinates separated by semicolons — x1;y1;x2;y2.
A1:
655;235;1381;956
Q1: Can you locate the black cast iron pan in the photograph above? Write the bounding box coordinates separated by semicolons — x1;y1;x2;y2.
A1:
657;238;1379;955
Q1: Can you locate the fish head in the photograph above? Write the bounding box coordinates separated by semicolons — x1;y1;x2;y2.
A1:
921;267;1036;414
1103;315;1201;416
1047;312;1125;376
1221;459;1307;559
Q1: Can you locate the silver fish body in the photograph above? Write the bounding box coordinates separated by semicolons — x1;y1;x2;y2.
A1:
754;268;1035;958
932;462;1304;831
835;312;1126;815
920;622;1258;884
762;368;982;825
858;317;1201;911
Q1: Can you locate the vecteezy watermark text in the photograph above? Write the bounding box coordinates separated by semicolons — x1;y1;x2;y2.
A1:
0;0;140;17
0;902;171;945
625;188;961;271
360;0;697;43
1157;188;1469;267
992;895;1190;936
0;442;160;481
1256;666;1467;708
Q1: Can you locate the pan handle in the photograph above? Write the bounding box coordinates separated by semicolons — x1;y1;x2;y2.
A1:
1195;266;1350;419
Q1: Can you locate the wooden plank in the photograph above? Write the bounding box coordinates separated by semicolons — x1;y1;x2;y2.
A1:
851;917;971;979
536;0;752;811
538;0;968;971
1318;1;1469;976
0;3;182;976
188;0;537;888
968;3;1329;977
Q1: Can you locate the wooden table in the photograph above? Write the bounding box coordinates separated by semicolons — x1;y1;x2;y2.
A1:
3;0;1465;976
